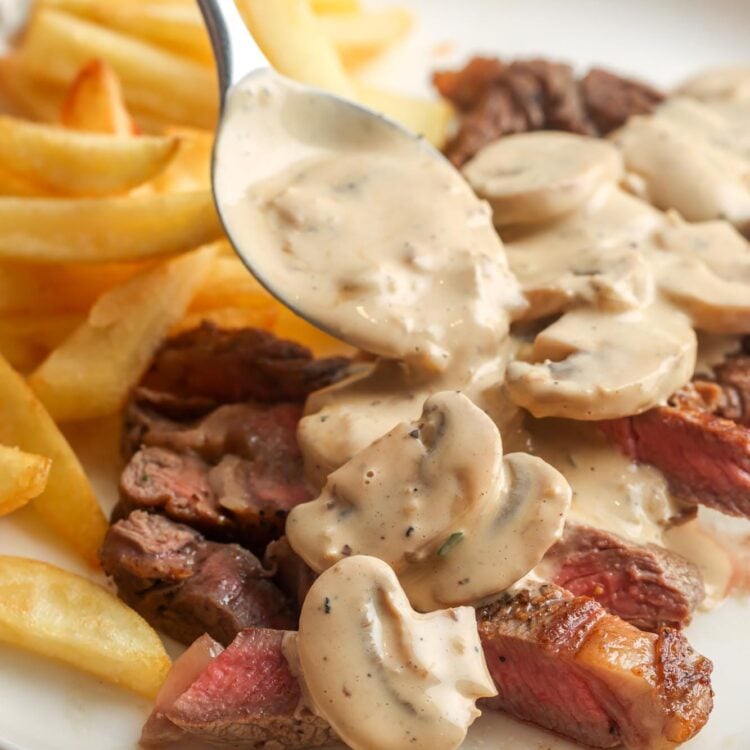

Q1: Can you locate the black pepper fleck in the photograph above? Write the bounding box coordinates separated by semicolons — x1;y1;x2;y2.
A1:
324;597;331;614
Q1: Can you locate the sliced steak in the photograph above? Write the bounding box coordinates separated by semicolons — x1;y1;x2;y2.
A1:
139;321;349;409
434;56;663;165
542;524;705;630
478;583;713;750
264;536;317;610
117;402;312;550
141;628;336;749
143;586;712;750
100;511;296;646
601;380;750;519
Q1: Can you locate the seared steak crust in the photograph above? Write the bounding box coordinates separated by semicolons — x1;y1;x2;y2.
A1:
138;321;349;410
101;511;296;646
544;524;705;630
142;629;335;749
602;351;750;519
434;57;664;166
477;583;713;750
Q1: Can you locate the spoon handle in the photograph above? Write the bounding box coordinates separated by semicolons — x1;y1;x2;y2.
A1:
197;0;270;108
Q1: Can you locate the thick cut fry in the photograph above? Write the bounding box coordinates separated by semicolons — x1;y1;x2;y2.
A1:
0;116;177;196
311;0;360;12
41;0;213;64
0;167;45;198
60;59;136;135
237;0;354;96
191;254;275;311
149;126;213;193
19;9;217;128
355;84;453;148
0;313;83;372
0;446;51;517
0;56;63;123
0;354;107;564
0;556;171;698
320;8;413;69
0;192;222;263
28;246;217;421
273;306;355;358
177;306;280;334
0;261;144;315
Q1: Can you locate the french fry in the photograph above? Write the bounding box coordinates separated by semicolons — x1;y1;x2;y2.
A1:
320;8;413;69
191;253;276;311
0;261;144;315
176;305;280;334
41;0;213;64
0;192;222;263
0;167;46;198
150;126;213;193
273;306;355;358
0;116;177;196
311;0;360;13
355;84;453;148
0;446;51;517
0;353;107;564
0;56;63;123
0;313;83;371
60;59;137;135
19;9;218;128
0;556;171;698
236;0;354;97
28;245;218;421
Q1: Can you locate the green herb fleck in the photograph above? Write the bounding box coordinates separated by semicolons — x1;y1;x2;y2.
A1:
437;532;464;557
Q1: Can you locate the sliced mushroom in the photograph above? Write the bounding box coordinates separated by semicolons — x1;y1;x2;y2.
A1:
678;66;750;102
505;186;660;319
505;305;697;420
613;115;750;230
462;132;623;226
288;391;571;610
651;217;750;333
294;555;496;750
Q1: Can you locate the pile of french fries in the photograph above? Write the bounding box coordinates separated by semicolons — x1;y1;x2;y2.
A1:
0;0;452;704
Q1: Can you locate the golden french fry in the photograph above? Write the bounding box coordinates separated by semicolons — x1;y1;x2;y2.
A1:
0;354;107;564
41;0;213;64
0;116;177;196
0;56;63;123
149;126;213;193
191;254;276;311
60;59;137;135
28;245;217;421
0;192;222;263
273;306;355;358
0;167;46;198
0;313;83;372
311;0;360;12
320;8;413;69
0;446;51;517
0;261;144;315
355;84;453;148
19;9;218;128
237;0;354;96
0;556;171;698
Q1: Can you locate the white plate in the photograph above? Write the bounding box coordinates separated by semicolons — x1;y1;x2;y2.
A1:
1;1;749;749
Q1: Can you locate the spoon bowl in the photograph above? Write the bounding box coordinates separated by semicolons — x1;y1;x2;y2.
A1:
197;0;447;353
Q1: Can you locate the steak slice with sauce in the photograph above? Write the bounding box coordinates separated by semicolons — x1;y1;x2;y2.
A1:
601;355;750;519
478;583;713;750
541;524;705;631
141;629;336;749
100;511;296;646
142;585;712;750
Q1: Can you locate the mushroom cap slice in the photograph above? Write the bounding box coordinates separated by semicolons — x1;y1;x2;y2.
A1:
288;391;571;610
462;132;623;226
653;218;750;333
505;305;697;420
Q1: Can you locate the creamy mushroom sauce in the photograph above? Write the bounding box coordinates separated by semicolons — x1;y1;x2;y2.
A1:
216;68;750;750
286;556;496;750
288;391;571;611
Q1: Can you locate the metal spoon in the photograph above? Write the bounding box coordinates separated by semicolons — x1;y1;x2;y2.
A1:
196;0;447;351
